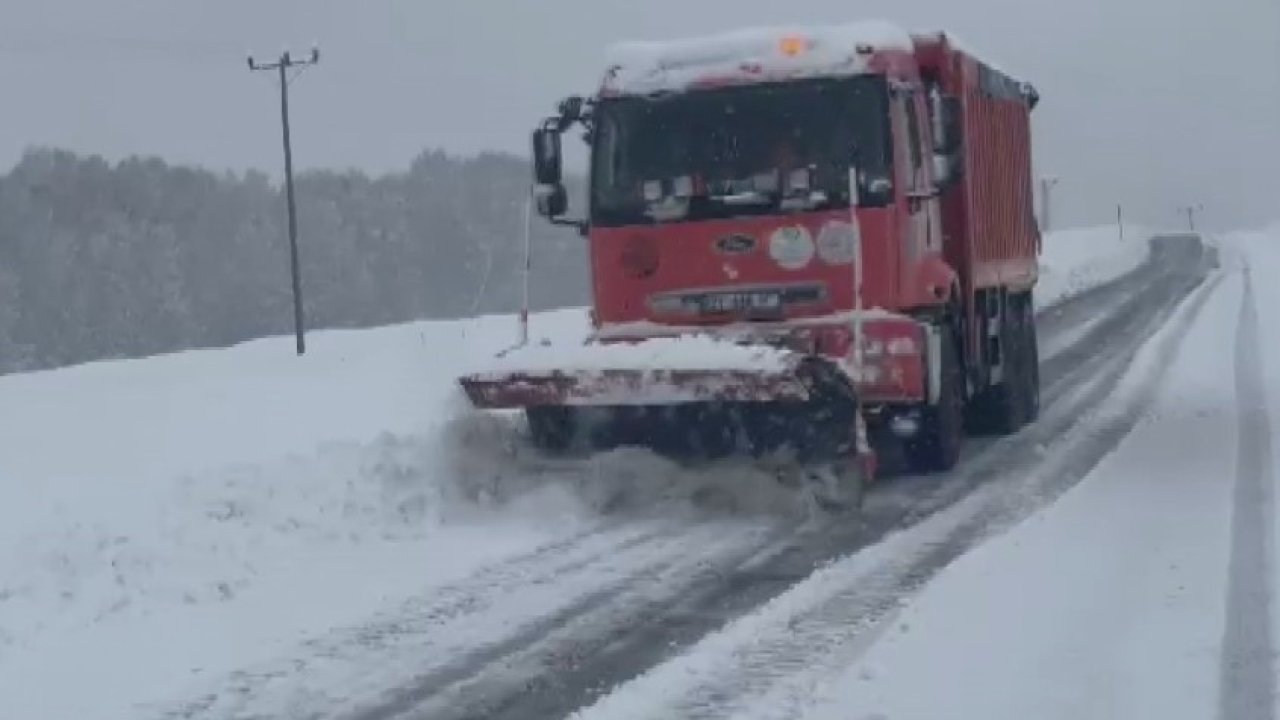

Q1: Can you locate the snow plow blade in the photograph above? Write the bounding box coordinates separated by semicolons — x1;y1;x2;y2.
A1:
459;365;812;409
455;335;873;505
457;335;815;410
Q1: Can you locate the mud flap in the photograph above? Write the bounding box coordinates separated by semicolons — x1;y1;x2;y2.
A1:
925;324;943;405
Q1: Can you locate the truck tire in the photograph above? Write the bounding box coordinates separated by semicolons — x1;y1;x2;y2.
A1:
906;326;963;472
967;293;1029;435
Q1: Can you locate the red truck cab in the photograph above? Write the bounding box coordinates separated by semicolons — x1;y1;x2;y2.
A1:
481;21;1041;475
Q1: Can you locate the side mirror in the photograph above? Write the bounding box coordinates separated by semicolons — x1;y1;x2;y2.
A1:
848;166;894;209
557;95;586;124
932;154;954;189
938;149;964;186
1021;82;1040;110
929;91;963;156
534;183;568;218
532;128;562;186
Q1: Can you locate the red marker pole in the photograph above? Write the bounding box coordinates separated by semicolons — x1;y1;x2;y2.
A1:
519;193;532;347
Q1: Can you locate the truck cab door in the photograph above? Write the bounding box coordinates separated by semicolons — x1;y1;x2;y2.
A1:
891;84;942;306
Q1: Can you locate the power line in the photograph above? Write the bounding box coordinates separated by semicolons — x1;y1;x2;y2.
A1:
247;46;319;356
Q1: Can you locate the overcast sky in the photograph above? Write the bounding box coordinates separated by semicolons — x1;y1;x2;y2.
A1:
0;0;1275;230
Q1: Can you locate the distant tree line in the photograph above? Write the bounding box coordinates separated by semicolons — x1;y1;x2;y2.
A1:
0;147;589;373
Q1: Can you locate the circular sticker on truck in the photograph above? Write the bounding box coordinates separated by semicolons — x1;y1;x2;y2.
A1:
769;225;815;270
816;220;860;265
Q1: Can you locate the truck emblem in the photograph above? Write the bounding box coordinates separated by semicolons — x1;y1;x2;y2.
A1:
769;226;816;270
817;221;859;265
715;233;756;255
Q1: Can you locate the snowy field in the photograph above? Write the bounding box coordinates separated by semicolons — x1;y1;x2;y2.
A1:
0;223;1154;719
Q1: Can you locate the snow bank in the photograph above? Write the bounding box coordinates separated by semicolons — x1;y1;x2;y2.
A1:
1217;225;1280;677
1035;223;1153;309
0;297;822;720
0;307;599;720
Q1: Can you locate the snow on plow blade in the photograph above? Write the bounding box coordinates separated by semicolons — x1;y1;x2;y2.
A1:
460;366;812;408
458;335;812;409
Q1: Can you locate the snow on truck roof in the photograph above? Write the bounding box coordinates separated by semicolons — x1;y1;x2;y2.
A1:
599;20;915;96
598;21;1030;98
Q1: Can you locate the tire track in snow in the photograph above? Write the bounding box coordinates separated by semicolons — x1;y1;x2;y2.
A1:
415;235;1214;720
342;522;787;720
566;235;1220;720
153;519;775;720
1219;263;1276;720
157;237;1210;720
885;235;1210;528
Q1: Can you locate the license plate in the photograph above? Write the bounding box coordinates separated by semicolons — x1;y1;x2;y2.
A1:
699;291;783;313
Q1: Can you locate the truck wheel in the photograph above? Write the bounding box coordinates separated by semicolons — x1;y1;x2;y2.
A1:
967;294;1028;435
526;406;576;454
907;327;963;473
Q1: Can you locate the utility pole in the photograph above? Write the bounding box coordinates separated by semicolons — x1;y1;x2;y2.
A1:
1177;203;1203;232
248;46;320;355
1039;176;1060;232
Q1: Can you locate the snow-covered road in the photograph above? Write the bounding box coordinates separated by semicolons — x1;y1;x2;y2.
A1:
560;232;1273;720
2;223;1237;720
559;233;1217;720
158;234;1209;720
793;249;1254;720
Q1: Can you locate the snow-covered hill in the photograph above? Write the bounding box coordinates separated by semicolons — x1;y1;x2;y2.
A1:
0;223;1152;719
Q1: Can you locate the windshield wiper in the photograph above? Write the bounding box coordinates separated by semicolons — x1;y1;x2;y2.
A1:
643;196;691;222
710;188;830;211
710;190;773;206
642;188;770;221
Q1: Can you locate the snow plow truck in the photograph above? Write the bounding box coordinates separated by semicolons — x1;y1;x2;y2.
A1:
459;21;1041;510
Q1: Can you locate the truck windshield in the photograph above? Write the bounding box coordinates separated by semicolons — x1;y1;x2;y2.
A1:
590;76;890;227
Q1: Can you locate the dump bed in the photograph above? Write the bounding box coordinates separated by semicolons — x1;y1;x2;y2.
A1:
913;34;1040;296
